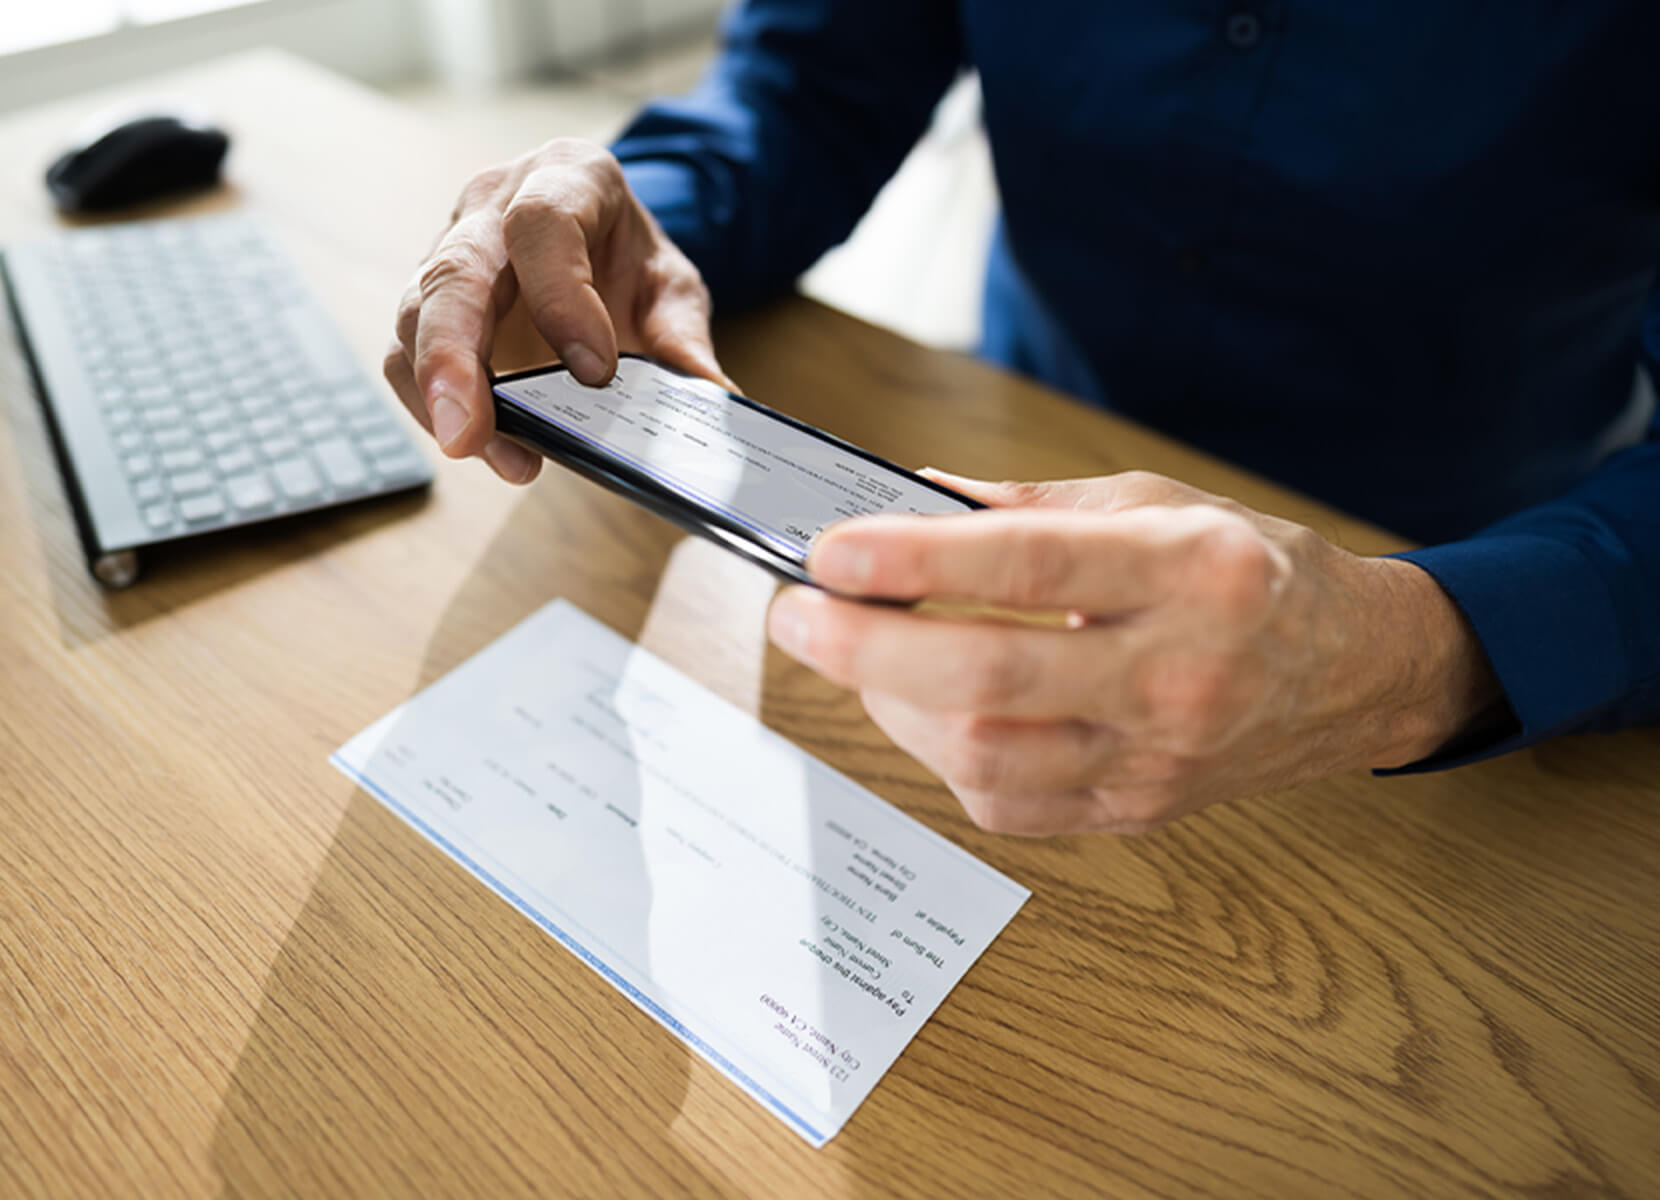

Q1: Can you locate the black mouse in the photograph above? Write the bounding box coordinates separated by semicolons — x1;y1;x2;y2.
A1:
46;112;230;214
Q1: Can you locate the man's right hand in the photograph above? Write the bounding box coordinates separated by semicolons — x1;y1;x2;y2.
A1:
386;138;733;483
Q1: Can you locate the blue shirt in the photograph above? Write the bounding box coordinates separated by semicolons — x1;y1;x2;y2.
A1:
612;0;1660;765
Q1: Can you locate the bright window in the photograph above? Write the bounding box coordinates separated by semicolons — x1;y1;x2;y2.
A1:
0;0;265;56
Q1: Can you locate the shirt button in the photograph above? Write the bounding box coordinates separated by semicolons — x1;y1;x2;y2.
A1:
1225;11;1262;49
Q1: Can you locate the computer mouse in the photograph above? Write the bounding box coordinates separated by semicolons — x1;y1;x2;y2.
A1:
46;112;230;214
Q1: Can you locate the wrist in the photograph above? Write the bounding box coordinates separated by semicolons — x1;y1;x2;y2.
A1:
1360;556;1505;768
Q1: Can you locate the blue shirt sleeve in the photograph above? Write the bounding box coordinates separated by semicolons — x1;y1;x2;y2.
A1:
1386;354;1660;772
610;0;962;310
607;2;1660;772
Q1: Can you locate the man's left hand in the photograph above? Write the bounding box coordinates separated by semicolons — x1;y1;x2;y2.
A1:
766;470;1502;835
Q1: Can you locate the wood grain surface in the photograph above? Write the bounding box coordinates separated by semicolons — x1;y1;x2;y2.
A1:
2;52;1658;1200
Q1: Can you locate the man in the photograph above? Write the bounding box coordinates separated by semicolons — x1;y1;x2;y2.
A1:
385;2;1660;835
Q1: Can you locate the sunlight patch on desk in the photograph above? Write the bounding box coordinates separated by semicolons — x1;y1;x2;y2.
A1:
634;535;776;716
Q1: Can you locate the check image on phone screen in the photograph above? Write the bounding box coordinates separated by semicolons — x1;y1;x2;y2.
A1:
492;358;975;560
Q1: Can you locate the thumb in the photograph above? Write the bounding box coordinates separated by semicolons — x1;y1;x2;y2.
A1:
918;468;1121;510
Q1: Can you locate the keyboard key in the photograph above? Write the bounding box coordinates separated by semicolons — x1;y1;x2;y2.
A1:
215;337;257;362
123;453;154;478
259;434;300;460
168;468;216;496
215;448;256;475
178;491;227;524
348;411;392;436
300;414;340;440
143;502;175;530
141;405;186;429
160;447;205;471
280;303;361;385
312;438;369;491
151;427;193;451
173;370;215;392
225;472;276;513
370;448;427;482
336;387;380;413
358;430;405;456
113;429;146;453
250;414;286;439
271;456;322;501
133;477;164;503
205;429;242;453
113;349;157;370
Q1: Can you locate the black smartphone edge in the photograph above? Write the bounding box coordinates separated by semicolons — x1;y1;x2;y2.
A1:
490;353;985;590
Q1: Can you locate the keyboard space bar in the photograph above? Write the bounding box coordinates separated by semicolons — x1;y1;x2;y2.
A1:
279;301;362;387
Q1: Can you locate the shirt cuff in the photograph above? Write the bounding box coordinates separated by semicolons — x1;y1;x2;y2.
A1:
617;159;702;231
1378;535;1627;773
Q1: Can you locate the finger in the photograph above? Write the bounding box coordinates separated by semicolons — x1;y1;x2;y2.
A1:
502;161;624;386
861;687;1199;796
808;504;1263;612
401;164;521;365
860;690;1121;796
395;267;515;411
919;468;1215;513
387;341;539;483
769;586;1134;719
917;469;1120;510
394;278;423;363
412;216;511;458
951;783;1186;836
383;340;431;435
634;258;736;391
951;785;1131;837
863;687;1201;836
482;435;542;485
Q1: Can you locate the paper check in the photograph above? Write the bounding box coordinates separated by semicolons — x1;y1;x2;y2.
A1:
331;599;1029;1145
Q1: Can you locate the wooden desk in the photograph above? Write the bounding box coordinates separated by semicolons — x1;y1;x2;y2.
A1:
3;52;1658;1200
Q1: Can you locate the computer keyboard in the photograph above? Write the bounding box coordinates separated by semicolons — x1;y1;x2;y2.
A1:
2;212;433;587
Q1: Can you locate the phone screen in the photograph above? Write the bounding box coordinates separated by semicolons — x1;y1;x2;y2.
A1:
492;356;977;565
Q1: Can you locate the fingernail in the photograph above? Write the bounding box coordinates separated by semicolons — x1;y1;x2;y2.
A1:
560;342;607;385
768;591;813;661
430;389;469;452
811;537;874;590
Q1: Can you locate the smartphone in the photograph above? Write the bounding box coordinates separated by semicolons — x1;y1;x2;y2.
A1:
491;353;983;587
